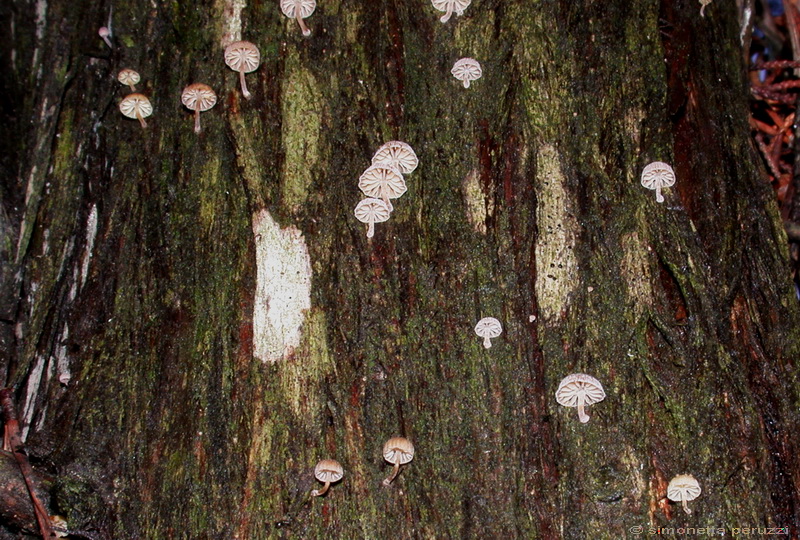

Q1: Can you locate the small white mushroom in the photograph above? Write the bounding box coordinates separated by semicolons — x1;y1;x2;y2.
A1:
181;83;217;134
451;58;482;88
224;41;261;99
372;141;419;175
354;198;391;238
667;474;701;514
358;164;407;211
119;93;152;129
98;26;113;49
555;373;605;423
280;0;316;37
117;69;140;92
311;459;344;497
641;161;676;203
431;0;472;23
382;437;414;486
474;317;502;349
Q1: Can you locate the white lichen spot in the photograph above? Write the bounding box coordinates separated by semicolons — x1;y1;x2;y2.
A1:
252;209;312;363
281;52;321;212
461;168;488;234
56;325;71;385
534;145;578;321
217;0;246;49
21;355;45;442
80;205;98;288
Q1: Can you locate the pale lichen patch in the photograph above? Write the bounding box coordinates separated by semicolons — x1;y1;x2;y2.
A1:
280;52;322;212
80;204;98;288
21;355;45;441
216;0;246;49
534;145;578;321
619;231;653;316
252;209;312;363
461;168;487;234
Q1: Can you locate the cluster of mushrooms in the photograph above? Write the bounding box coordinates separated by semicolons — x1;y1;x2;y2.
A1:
353;142;419;238
115;1;488;133
310;436;414;497
111;0;689;516
114;0;318;132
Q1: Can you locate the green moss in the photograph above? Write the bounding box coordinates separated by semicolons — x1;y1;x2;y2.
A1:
280;50;322;213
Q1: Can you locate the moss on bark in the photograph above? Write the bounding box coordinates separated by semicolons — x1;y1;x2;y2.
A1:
1;0;798;538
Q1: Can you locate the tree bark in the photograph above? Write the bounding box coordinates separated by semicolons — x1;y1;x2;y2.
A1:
1;0;799;538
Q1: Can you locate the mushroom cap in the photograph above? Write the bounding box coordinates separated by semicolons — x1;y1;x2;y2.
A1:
474;317;502;339
432;0;472;16
383;437;415;465
358;164;407;201
451;58;482;84
119;93;153;120
667;474;701;503
555;373;606;408
354;198;391;225
280;0;316;19
372;141;419;175
224;40;261;73
181;83;217;112
314;459;344;483
117;69;141;87
641;161;676;190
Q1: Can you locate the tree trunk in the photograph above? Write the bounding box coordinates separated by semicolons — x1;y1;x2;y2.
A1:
1;0;799;538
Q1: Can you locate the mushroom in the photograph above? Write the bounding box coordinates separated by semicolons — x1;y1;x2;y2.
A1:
451;58;482;88
117;69;140;92
358;164;406;211
431;0;472;23
280;0;316;37
667;474;701;515
354;198;391;238
119;93;152;129
382;437;414;486
555;373;606;423
311;459;344;497
372;141;419;175
640;161;676;203
98;26;113;49
181;83;217;134
474;317;502;349
224;41;261;100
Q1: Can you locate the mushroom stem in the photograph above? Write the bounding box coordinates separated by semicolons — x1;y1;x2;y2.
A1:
239;70;251;99
483;336;492;349
135;110;148;129
655;186;665;203
296;14;311;36
194;107;201;134
366;221;375;238
98;27;113;49
577;397;590;423
311;481;330;497
128;83;137;92
440;6;454;23
463;79;471;89
682;500;692;515
383;459;401;486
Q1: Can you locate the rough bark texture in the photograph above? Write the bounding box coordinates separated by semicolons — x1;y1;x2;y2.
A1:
1;0;799;538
